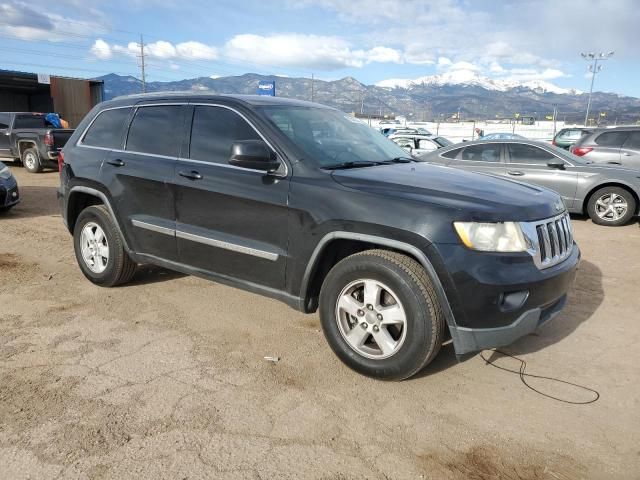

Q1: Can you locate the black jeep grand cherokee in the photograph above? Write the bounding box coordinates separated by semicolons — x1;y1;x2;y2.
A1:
58;94;579;380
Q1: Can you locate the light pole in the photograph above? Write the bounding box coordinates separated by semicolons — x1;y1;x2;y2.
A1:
581;51;614;126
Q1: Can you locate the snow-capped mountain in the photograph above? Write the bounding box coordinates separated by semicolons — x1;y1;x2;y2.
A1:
376;71;583;95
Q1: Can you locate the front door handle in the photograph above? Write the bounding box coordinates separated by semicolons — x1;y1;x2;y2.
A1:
622;153;632;156
507;170;524;176
107;159;125;167
179;170;203;180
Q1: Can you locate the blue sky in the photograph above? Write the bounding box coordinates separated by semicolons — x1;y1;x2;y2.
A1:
1;0;639;96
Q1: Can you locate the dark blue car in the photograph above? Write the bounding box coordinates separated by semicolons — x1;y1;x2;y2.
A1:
0;161;20;212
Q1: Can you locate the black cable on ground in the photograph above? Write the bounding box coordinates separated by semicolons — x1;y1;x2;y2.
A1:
480;349;600;405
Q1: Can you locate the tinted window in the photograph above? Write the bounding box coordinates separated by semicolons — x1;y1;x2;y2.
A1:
126;106;181;157
460;144;501;162
190;106;262;164
595;131;629;147
0;113;9;129
441;147;462;159
82;108;131;149
622;131;640;149
14;115;46;129
559;129;582;140
507;144;555;163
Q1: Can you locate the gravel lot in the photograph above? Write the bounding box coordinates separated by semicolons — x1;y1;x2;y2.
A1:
1;166;639;479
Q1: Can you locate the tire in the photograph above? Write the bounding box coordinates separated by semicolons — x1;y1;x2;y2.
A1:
22;147;42;173
319;249;445;380
73;205;137;286
587;186;636;226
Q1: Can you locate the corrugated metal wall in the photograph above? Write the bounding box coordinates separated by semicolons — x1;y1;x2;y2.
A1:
50;77;92;128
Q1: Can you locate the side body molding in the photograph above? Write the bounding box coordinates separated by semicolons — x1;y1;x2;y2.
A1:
300;231;461;342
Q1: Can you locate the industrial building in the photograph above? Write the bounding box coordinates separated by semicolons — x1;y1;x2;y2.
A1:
0;70;104;128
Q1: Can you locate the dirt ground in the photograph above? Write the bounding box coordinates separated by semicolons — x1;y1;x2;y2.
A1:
1;166;639;480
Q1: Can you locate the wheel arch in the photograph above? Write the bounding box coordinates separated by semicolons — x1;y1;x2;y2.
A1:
582;182;640;215
17;140;37;156
299;232;459;334
67;186;132;252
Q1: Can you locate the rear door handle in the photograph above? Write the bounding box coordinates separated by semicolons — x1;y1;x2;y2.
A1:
106;159;125;167
507;170;524;176
179;170;202;180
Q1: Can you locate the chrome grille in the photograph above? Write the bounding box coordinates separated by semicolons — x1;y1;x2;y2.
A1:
522;212;573;269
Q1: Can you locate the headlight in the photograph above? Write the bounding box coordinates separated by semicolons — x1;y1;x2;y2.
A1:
0;166;11;180
454;221;528;252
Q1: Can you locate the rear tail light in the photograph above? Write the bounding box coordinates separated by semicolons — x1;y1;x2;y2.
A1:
552;139;557;146
44;132;54;146
58;151;65;173
572;147;593;157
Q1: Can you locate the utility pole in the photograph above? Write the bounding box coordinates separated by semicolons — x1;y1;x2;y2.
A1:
139;34;147;93
581;51;614;126
310;73;314;102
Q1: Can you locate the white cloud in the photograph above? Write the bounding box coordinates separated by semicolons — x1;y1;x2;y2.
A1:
90;39;112;60
0;0;106;42
223;34;403;70
90;39;218;61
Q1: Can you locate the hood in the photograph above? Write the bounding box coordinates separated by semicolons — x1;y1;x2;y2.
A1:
331;163;564;222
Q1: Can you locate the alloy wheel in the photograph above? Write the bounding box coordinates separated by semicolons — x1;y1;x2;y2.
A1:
80;222;109;273
594;193;628;222
335;279;407;359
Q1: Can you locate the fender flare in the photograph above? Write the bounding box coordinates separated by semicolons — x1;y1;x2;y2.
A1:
299;231;460;337
68;186;132;252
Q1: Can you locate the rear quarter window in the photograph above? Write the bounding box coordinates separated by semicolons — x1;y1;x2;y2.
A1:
82;108;131;149
594;131;629;147
441;147;462;159
14;115;46;129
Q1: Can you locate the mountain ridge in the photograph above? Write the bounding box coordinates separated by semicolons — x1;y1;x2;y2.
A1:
96;73;640;123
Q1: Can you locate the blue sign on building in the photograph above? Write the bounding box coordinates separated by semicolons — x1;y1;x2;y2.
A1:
257;80;276;96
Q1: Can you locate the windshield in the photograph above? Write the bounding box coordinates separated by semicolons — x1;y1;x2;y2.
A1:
257;106;410;168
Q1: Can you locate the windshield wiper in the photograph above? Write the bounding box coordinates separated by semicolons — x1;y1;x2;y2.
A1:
324;161;383;170
381;156;415;164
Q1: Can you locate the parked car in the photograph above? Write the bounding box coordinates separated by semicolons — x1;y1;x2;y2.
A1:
420;139;640;226
379;127;422;137
552;127;592;150
59;94;579;380
0;112;74;173
479;133;526;140
570;127;640;169
388;133;452;155
0;161;20;212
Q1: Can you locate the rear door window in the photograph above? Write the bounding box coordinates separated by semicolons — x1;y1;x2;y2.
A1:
82;108;131;149
460;143;501;162
507;144;556;164
594;131;629;147
126;105;182;157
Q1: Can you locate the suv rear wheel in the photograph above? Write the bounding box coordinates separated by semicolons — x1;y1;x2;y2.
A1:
22;147;42;173
73;205;137;286
319;249;445;380
587;186;636;226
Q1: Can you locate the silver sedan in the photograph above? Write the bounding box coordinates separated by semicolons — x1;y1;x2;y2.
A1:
419;139;640;226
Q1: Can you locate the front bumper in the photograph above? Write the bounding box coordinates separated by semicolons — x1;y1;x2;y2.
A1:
435;243;580;355
0;179;20;208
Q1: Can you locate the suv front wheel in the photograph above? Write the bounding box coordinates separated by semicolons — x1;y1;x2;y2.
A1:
319;249;445;380
73;205;137;286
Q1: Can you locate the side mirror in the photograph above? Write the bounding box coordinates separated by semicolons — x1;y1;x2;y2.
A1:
547;159;565;170
229;140;280;172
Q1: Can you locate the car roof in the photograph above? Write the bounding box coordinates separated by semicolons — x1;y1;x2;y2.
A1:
439;139;551;149
107;92;331;109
